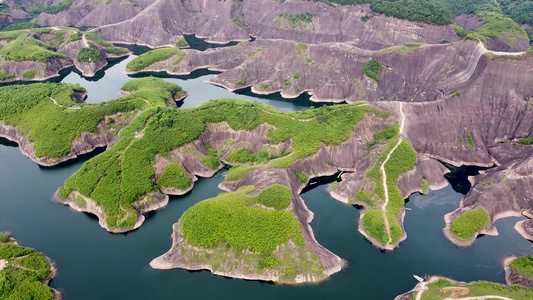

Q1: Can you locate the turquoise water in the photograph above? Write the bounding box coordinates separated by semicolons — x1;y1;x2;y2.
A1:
1;53;532;299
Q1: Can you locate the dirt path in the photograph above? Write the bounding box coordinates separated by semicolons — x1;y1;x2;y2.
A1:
380;102;404;247
50;97;81;109
82;33;90;48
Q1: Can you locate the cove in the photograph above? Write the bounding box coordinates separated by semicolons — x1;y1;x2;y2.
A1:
1;138;533;299
1;50;532;299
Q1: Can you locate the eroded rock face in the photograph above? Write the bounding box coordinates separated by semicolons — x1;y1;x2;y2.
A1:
0;57;73;82
37;0;152;28
91;0;458;48
402;55;533;246
131;39;496;104
504;257;533;288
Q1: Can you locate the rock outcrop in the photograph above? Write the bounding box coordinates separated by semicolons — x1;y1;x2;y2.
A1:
504;256;533;288
91;0;458;48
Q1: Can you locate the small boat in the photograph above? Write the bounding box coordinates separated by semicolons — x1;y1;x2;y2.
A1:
413;275;424;282
405;207;412;211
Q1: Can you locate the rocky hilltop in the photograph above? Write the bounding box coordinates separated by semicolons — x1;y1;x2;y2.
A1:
0;27;129;82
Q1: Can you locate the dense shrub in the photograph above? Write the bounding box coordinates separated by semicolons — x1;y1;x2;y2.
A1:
157;164;192;190
450;207;490;240
181;186;305;254
22;69;37;79
510;255;533;279
364;59;381;83
258;184;292;210
77;45;102;63
126;48;181;71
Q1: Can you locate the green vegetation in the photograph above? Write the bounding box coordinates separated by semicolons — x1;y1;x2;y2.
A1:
0;77;183;162
65;32;83;44
230;18;245;27
421;179;429;194
181;186;304;253
451;91;462;98
275;12;315;30
1;21;40;32
236;78;247;85
296;43;308;56
364;59;381;83
105;47;129;56
31;0;74;15
248;47;265;58
157;164;192;190
377;42;422;55
293;71;301;80
258;184;292;210
294;169;308;184
202;145;219;170
510;255;533;279
177;187;323;281
518;137;533;145
59;95;374;228
126;47;181;71
176;37;189;48
331;181;338;191
283;78;290;90
85;32;112;47
466;133;474;149
0;237;55;300
450;207;490;240
480;180;495;187
361;123;418;245
0;33;67;62
173;49;186;65
75;196;87;206
420;277;533;300
477;10;529;47
227;148;258;163
22;69;37;79
0;70;14;81
77;45;102;63
260;83;272;91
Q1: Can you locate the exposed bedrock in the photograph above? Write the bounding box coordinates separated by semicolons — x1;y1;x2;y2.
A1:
403;56;533;168
401;54;533;246
58;36;130;77
91;0;458;48
37;0;152;28
504;257;533;288
135;39;499;104
0;57;73;83
0;111;129;167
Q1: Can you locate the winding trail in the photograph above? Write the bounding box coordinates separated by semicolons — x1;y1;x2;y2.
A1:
82;33;90;48
380;102;405;248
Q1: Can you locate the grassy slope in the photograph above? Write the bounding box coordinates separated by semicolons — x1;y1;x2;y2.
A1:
360;124;418;245
450;207;490;240
0;235;55;300
0;83;144;158
126;48;184;72
179;186;324;281
511;255;533;278
419;277;533;300
59;98;379;229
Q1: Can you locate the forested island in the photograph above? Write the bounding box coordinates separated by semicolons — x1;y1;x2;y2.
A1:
0;0;532;294
0;234;59;300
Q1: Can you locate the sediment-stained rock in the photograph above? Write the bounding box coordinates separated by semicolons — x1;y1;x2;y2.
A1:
130;39;501;104
92;0;458;48
504;256;533;288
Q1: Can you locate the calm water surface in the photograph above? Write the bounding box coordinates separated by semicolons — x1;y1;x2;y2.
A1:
1;52;532;299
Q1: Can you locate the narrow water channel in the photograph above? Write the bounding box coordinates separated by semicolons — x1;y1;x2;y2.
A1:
0;46;532;299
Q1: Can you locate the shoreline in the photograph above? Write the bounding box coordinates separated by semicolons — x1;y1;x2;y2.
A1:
0;120;114;167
